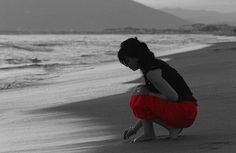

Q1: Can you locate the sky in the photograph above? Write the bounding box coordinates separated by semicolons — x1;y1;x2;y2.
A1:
133;0;236;13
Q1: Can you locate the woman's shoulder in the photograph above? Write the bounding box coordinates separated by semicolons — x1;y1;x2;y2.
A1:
143;59;168;73
146;68;162;79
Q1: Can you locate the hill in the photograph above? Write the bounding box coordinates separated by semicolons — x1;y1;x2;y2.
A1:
161;8;236;26
0;0;190;33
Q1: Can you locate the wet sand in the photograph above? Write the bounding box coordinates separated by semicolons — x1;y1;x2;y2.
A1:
1;41;236;153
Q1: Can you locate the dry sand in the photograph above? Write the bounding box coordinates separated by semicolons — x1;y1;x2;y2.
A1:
31;42;236;153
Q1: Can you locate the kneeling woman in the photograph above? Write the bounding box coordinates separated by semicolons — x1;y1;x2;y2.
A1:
118;37;198;143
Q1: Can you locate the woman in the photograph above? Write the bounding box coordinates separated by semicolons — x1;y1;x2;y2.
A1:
118;37;198;143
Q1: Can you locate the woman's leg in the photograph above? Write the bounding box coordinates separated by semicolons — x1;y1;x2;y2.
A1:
134;120;156;142
154;119;182;139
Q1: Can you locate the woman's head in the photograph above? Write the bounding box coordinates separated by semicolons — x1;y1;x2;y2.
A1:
118;37;155;71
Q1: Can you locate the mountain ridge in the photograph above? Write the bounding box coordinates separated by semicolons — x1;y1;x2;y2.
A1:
161;8;236;26
0;0;190;32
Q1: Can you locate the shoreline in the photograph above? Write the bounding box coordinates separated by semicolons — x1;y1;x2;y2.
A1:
1;33;236;96
0;42;212;105
0;41;215;95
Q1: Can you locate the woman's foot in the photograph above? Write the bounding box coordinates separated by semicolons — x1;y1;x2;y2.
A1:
131;134;156;143
169;128;183;139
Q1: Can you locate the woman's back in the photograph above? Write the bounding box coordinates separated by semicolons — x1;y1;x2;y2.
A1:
142;59;196;102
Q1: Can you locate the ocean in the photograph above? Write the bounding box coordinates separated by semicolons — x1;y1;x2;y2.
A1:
0;34;235;91
0;34;236;153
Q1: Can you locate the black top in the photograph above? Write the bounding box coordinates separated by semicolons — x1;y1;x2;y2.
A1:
142;59;197;102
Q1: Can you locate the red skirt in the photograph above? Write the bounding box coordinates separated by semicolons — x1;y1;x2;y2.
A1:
130;95;198;128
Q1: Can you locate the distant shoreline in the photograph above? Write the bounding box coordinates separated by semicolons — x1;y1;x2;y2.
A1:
1;24;236;36
0;32;235;37
0;31;235;36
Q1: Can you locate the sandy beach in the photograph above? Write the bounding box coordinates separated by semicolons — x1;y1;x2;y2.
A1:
1;41;236;153
37;41;236;152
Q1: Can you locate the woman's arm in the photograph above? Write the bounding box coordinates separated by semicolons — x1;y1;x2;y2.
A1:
146;69;178;102
132;119;142;132
148;92;168;100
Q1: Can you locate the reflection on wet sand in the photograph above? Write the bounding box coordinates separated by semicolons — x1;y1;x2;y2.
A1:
0;110;115;153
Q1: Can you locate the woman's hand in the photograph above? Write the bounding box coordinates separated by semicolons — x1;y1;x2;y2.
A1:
123;127;137;140
132;85;150;96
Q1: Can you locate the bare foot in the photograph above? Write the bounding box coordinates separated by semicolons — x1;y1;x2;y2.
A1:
169;128;182;139
131;134;156;143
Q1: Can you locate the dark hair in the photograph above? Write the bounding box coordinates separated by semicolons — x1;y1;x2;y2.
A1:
117;37;155;70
